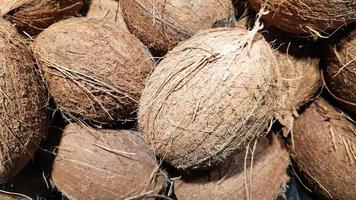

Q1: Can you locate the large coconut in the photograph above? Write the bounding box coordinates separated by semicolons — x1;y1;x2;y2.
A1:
249;0;356;37
324;27;356;117
121;0;235;55
139;27;281;170
292;98;356;200
0;0;83;36
32;17;154;124
0;19;49;183
52;123;167;199
174;135;290;200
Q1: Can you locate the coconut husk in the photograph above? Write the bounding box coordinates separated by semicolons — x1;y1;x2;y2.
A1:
291;98;356;200
174;135;290;200
138;26;282;170
121;0;235;55
51;123;167;199
0;19;49;183
0;0;83;36
32;17;154;124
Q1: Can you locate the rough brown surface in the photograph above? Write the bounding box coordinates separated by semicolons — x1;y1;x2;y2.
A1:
52;123;167;200
175;135;290;200
121;0;235;55
292;98;356;200
139;27;281;170
0;19;49;183
249;0;356;37
324;28;356;117
32;17;154;124
0;193;26;200
0;0;83;35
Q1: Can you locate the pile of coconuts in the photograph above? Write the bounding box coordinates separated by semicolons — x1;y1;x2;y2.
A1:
0;0;354;199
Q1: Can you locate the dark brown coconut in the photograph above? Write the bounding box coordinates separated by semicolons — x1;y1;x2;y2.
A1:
292;98;356;200
121;0;235;55
324;28;356;117
175;135;290;200
139;27;282;170
249;0;356;37
0;19;49;183
0;0;83;36
32;17;154;124
52;123;167;200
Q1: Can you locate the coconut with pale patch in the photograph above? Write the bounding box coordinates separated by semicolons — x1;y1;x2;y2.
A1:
0;19;49;183
0;0;83;35
52;123;167;199
32;17;154;124
292;98;356;200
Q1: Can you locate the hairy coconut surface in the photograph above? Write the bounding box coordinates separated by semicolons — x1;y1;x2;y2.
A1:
32;17;154;124
0;0;83;36
292;98;356;200
139;27;281;170
249;0;356;37
52;123;167;200
324;28;356;117
175;135;290;200
121;0;235;55
0;19;49;183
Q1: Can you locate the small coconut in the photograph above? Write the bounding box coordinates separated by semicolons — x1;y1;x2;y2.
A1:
32;17;154;124
175;135;290;200
139;27;282;170
0;19;49;183
249;0;356;37
291;98;356;200
52;123;167;199
0;0;83;36
121;0;235;55
324;28;356;117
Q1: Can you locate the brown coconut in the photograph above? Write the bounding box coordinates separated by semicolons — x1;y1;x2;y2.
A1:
175;135;290;200
249;0;356;37
32;17;154;124
139;27;282;170
52;123;167;199
0;0;83;36
292;98;356;200
324;28;356;117
121;0;235;55
0;19;49;183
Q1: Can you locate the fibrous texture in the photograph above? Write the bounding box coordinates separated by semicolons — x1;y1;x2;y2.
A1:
32;17;154;124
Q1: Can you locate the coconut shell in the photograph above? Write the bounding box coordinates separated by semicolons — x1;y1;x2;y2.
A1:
139;27;281;170
324;28;356;117
0;0;83;36
121;0;235;55
249;0;356;37
175;135;290;200
0;19;49;183
32;17;154;124
52;123;167;200
292;98;356;200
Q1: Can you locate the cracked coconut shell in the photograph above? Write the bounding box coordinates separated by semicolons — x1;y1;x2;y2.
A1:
292;98;356;200
52;123;167;200
0;19;49;183
32;17;154;124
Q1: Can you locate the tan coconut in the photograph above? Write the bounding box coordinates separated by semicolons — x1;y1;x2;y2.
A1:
32;17;154;124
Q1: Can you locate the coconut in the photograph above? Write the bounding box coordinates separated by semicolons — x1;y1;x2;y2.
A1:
0;19;49;183
120;0;235;55
139;27;282;170
174;135;290;200
249;0;356;37
324;28;356;117
32;17;154;124
292;98;356;200
0;0;83;36
52;123;167;199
